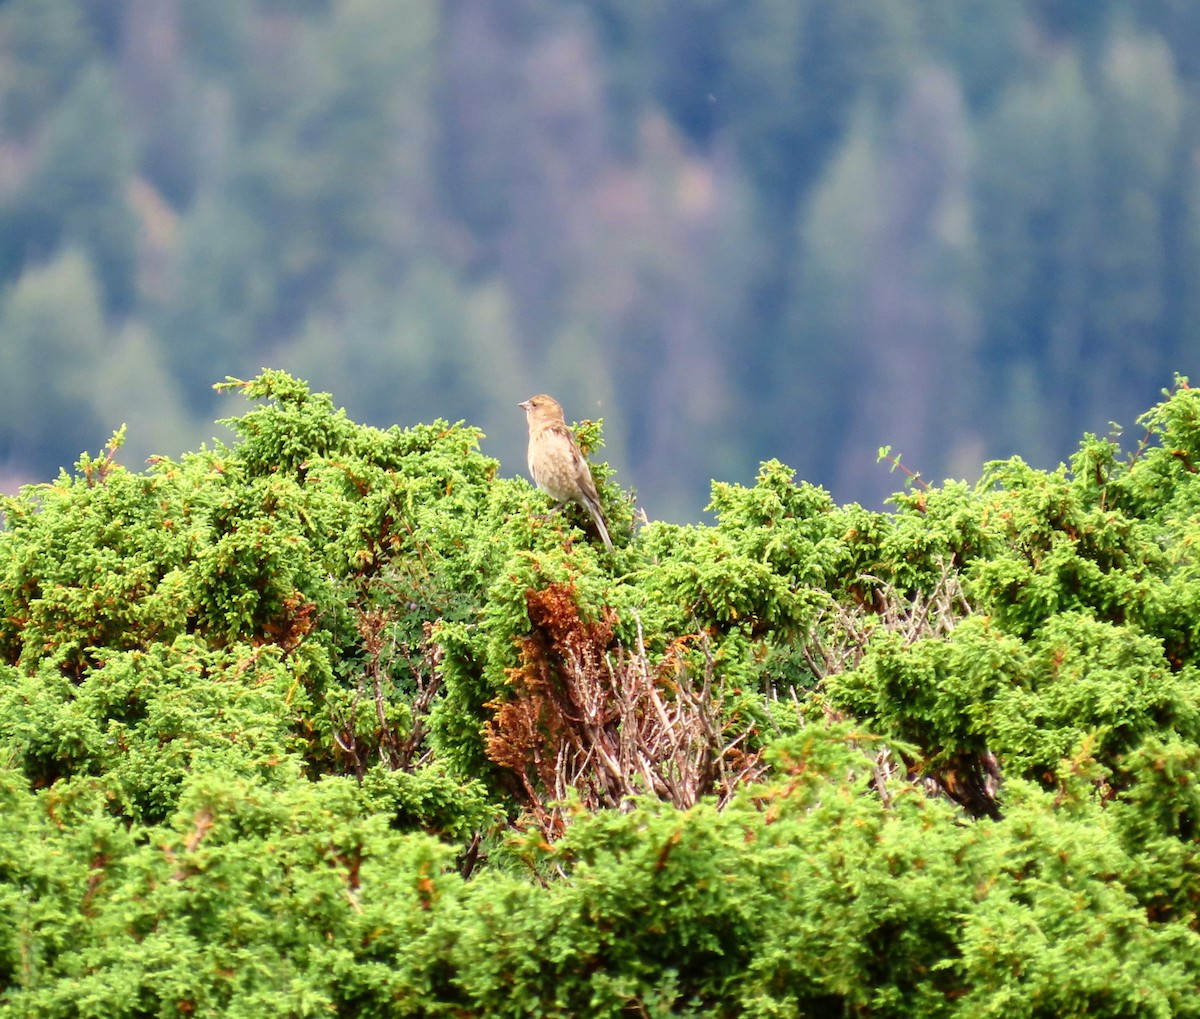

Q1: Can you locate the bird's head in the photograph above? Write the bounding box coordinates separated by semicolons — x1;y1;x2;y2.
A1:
519;394;565;423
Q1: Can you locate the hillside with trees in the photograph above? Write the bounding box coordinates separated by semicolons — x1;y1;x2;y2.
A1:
3;1;1200;516
1;370;1199;1016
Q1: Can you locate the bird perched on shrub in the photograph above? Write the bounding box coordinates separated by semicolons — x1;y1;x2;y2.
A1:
519;394;614;553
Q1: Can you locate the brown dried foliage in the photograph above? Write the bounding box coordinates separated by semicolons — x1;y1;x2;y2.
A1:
487;583;766;837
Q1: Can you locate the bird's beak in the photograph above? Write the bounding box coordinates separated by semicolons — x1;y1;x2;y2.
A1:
518;400;530;411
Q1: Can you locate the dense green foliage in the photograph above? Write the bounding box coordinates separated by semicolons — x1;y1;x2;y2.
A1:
2;370;1199;1016
4;1;1200;514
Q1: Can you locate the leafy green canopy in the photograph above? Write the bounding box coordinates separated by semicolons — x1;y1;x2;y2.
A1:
1;370;1199;1017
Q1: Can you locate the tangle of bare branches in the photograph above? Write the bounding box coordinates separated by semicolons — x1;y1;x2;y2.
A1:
486;584;766;839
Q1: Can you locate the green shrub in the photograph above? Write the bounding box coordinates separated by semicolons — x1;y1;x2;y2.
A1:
3;371;1200;1016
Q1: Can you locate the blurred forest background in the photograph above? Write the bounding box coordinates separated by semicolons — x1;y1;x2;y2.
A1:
1;0;1199;519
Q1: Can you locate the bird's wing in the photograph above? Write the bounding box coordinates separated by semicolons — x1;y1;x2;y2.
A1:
557;424;603;497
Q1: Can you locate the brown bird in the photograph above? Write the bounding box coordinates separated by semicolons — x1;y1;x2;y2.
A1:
519;394;614;553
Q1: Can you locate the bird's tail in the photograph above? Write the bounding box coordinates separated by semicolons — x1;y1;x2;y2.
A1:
586;499;615;554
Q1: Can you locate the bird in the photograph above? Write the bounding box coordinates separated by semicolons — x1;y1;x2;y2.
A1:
519;394;614;553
